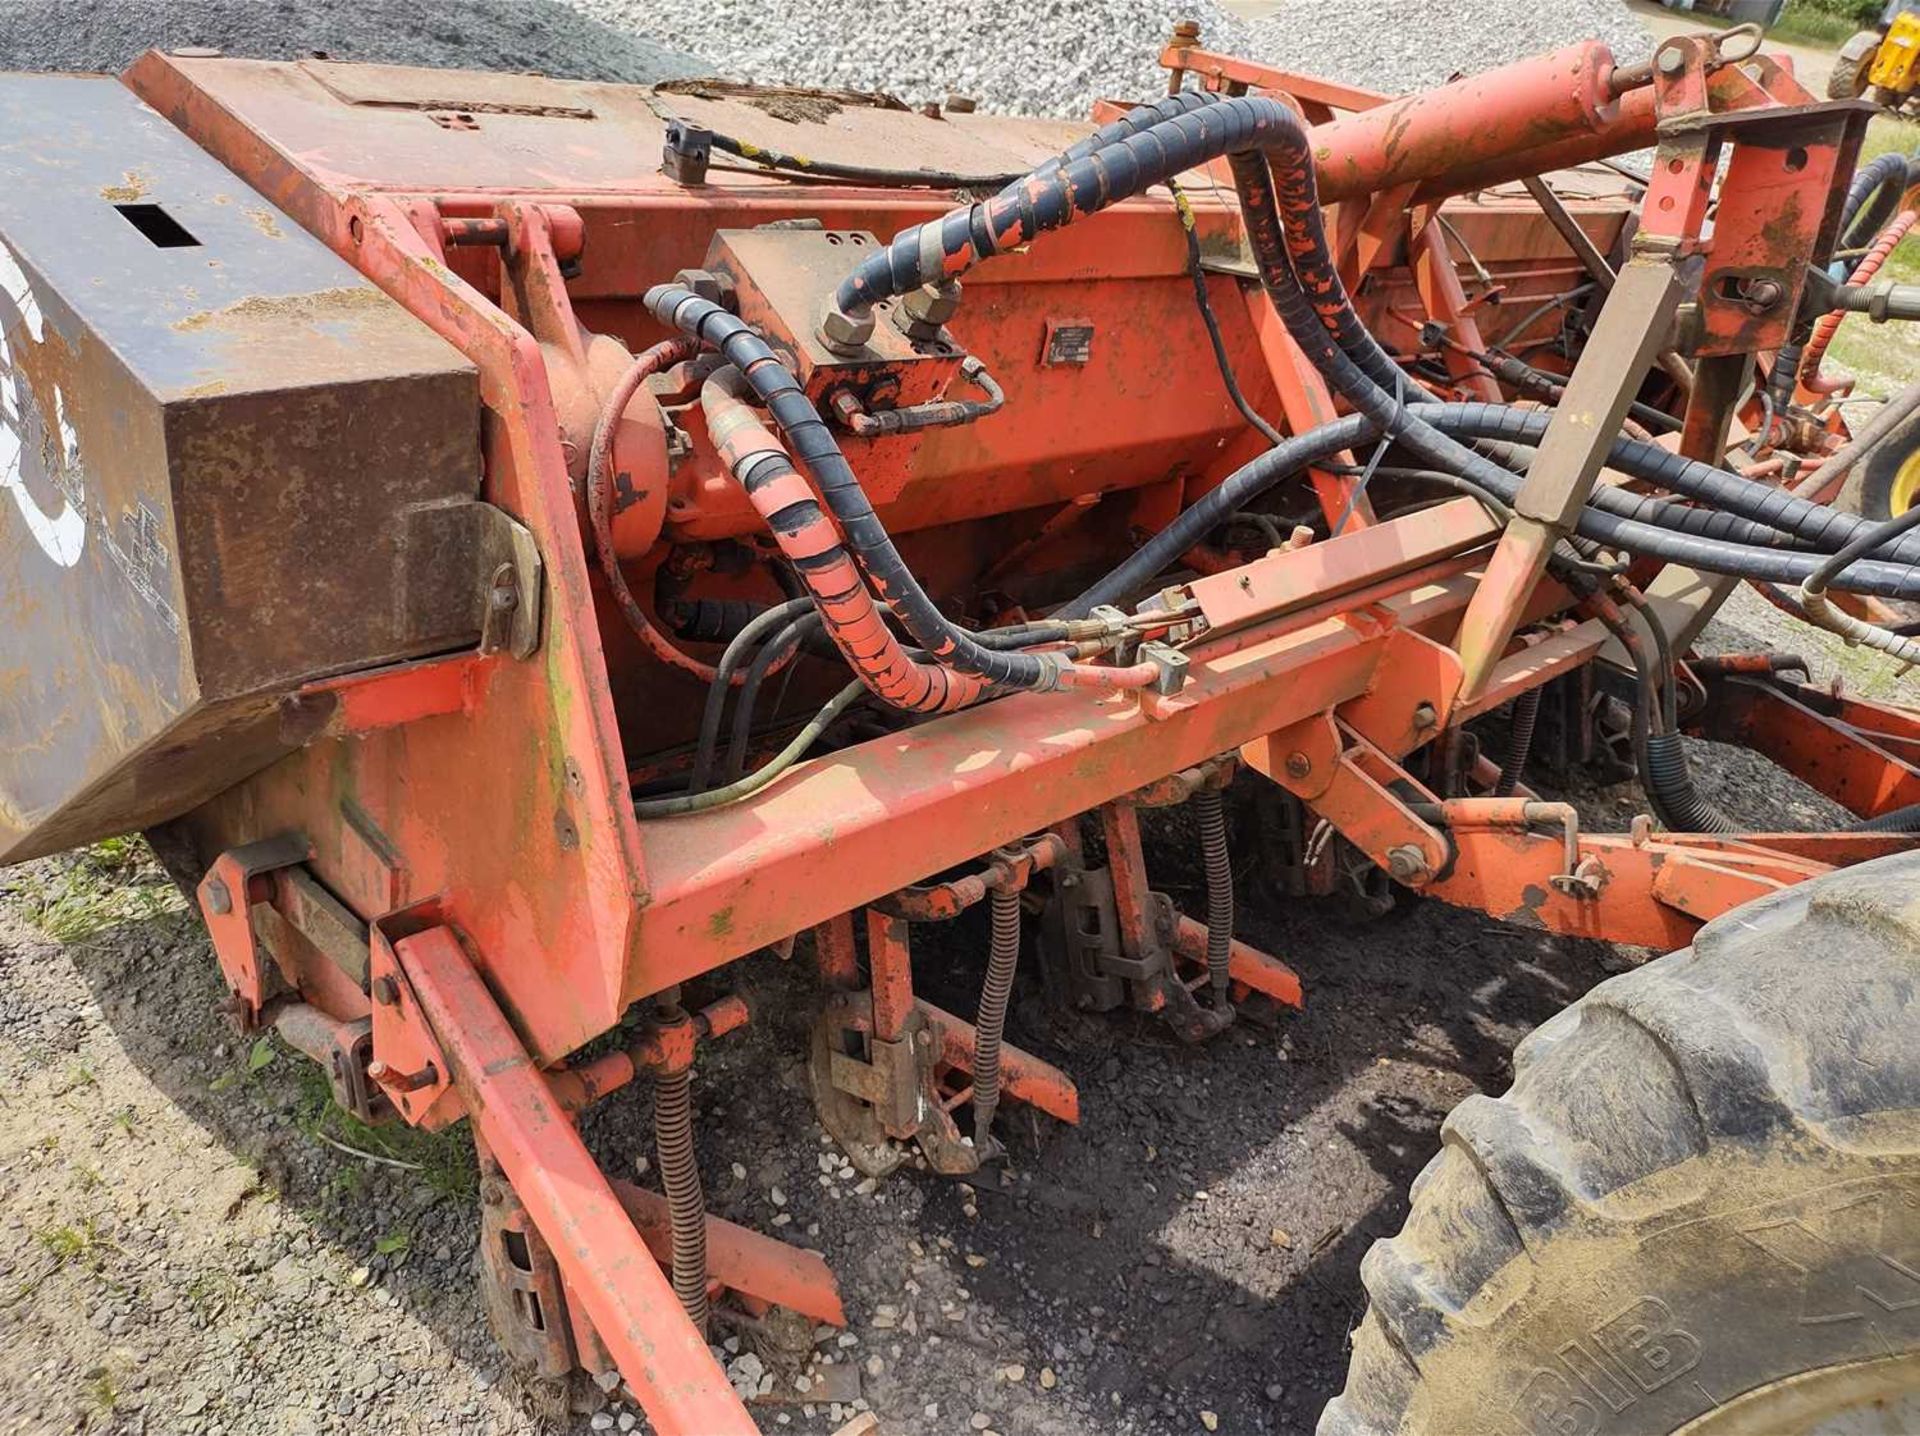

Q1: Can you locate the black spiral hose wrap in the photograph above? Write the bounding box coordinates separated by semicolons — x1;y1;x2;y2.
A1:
1642;731;1742;835
1193;788;1235;1006
1495;688;1542;798
653;1064;709;1334
971;886;1022;1156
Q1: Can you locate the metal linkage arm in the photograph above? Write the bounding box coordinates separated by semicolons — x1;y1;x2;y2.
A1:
389;926;754;1436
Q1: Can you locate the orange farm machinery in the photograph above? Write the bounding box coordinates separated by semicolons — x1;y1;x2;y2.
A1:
4;20;1920;1433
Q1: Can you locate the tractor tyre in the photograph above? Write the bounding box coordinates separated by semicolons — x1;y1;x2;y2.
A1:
1858;406;1920;522
1831;31;1884;100
1319;852;1920;1435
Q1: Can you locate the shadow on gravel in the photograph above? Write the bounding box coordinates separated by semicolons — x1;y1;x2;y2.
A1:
45;787;1624;1435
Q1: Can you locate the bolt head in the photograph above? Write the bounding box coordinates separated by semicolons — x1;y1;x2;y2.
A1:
1284;751;1312;780
1656;45;1686;76
1412;701;1438;730
372;975;401;1007
818;302;876;355
1386;845;1429;883
902;282;962;328
203;875;232;916
672;267;736;311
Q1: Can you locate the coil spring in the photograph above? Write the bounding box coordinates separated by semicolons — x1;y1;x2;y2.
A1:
1194;788;1234;1006
653;1064;709;1334
1495;687;1542;798
971;885;1021;1152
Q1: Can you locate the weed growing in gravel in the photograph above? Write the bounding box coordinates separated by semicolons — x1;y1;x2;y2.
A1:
83;1367;118;1418
6;837;185;944
287;1055;478;1201
37;1216;107;1270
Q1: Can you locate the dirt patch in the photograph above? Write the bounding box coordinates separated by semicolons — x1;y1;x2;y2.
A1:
0;806;1633;1436
171;288;392;334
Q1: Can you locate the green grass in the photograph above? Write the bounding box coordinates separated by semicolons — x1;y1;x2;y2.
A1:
8;837;185;944
285;1060;476;1203
1767;6;1866;48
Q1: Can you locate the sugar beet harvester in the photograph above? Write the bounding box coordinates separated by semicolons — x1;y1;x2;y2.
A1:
3;22;1919;1434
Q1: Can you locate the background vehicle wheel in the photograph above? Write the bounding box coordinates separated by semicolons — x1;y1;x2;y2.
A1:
1831;31;1885;100
1858;407;1920;522
1319;853;1920;1435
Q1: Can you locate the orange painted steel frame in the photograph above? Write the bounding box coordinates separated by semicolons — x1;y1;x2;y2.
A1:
115;34;1920;1432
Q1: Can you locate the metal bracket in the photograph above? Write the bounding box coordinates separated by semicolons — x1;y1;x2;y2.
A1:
478;1157;577;1378
808;993;978;1179
197;833;313;1029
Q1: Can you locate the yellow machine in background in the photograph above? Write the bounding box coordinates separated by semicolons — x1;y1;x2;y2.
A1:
1833;6;1920;107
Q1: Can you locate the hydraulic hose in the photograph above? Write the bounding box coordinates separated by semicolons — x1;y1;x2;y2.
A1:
1642;731;1740;835
1803;209;1918;391
1798;501;1920;665
656;289;1154;695
589;337;738;682
971;884;1021;1159
1062;402;1920;619
689;597;815;794
1192;787;1234;1008
652;1057;709;1335
632;680;867;820
701;368;991;713
725;611;821;783
1848;803;1920;832
827;96;1306;330
1839;152;1912;257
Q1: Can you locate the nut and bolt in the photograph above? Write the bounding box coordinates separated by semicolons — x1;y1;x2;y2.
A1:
672;267;736;312
1284;751;1313;780
895;280;962;342
1741;278;1784;313
1385;845;1430;883
372;975;402;1007
1170;19;1201;44
1656;45;1687;76
367;1059;438;1094
203;875;232;916
818;302;876;355
1412;701;1438;730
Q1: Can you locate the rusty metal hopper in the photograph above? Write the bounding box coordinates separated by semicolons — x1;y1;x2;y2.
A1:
0;76;485;862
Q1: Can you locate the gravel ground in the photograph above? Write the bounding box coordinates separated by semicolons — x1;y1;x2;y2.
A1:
0;811;1636;1436
566;0;1650;117
0;0;703;84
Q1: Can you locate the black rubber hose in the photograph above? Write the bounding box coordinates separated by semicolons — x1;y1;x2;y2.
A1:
1168;176;1285;447
1847;802;1920;832
1642;731;1741;834
831;95;1305;323
1238;125;1870;572
653;1063;709;1335
661;595;769;644
1494;688;1541;798
1060;403;1920;619
1443;404;1920;564
700;126;1024;190
725;612;822;783
1192;788;1235;1008
1840;152;1911;253
1211;144;1920;590
971;885;1021;1160
689;597;814;794
647;287;1061;690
